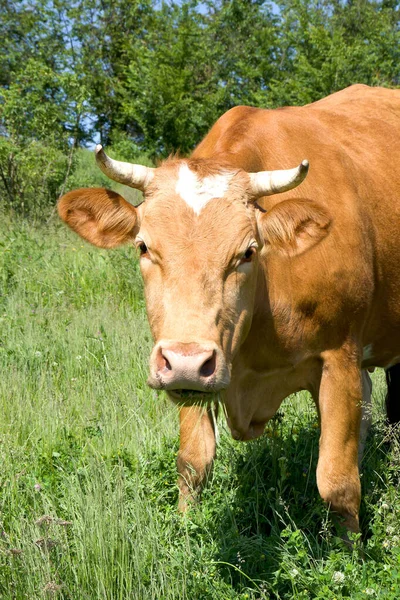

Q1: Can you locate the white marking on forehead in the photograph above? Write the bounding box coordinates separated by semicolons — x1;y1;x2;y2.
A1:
175;164;232;215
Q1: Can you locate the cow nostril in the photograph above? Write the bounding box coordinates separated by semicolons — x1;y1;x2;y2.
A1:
163;355;172;371
156;348;172;372
200;351;216;378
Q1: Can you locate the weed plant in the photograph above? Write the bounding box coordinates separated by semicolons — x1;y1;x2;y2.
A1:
0;217;399;599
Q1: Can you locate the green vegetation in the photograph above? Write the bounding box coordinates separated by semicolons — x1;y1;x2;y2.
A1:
1;1;400;597
1;0;400;219
1;219;400;599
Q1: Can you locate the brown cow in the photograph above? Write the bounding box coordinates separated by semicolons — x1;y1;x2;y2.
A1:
58;85;400;534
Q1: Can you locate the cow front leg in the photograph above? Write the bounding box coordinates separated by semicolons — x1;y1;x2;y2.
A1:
316;350;362;533
177;404;217;512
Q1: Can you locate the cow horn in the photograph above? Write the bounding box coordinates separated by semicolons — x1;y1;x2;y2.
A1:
249;160;309;197
95;145;155;191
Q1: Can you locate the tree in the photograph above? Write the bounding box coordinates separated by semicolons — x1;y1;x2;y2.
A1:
107;0;280;155
270;0;400;105
0;0;89;215
1;0;399;218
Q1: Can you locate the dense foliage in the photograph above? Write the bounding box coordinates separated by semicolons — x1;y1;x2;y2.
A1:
0;0;399;217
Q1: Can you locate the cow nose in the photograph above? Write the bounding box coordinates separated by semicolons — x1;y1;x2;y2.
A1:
156;345;216;382
148;341;230;392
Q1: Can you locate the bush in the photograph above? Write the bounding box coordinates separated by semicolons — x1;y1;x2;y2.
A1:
0;137;68;218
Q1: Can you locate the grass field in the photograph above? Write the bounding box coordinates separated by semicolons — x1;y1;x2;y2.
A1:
0;216;399;599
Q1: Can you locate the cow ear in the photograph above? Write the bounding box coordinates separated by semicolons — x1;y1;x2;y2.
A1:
258;199;332;257
58;188;138;248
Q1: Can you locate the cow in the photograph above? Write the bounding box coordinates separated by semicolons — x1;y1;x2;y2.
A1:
58;84;400;535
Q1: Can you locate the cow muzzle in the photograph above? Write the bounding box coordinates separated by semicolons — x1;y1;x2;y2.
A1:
147;340;230;397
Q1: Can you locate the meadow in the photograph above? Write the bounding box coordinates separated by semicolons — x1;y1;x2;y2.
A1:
0;215;399;599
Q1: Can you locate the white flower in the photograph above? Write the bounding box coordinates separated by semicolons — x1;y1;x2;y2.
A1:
386;525;395;535
34;351;42;357
332;571;345;584
365;589;375;596
290;568;299;578
381;502;389;510
76;355;82;361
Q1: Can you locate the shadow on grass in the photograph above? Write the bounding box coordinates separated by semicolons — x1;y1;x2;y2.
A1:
205;414;393;595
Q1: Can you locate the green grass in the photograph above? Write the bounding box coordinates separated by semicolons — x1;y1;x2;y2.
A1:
0;216;399;599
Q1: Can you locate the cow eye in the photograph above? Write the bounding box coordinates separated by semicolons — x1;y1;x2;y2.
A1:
240;247;256;264
139;242;148;255
136;241;148;257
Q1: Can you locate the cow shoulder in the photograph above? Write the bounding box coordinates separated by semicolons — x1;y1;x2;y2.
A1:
258;198;332;257
58;188;138;248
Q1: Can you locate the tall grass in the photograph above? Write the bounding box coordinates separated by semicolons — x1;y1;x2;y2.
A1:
0;216;399;599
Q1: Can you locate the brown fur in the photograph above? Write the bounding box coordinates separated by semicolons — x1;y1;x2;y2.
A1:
260;198;332;257
58;85;400;533
59;188;138;248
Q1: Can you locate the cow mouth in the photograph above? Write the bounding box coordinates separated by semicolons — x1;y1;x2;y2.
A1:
167;389;216;403
169;389;213;398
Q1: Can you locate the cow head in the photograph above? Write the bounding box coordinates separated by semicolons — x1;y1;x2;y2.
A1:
58;147;312;403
